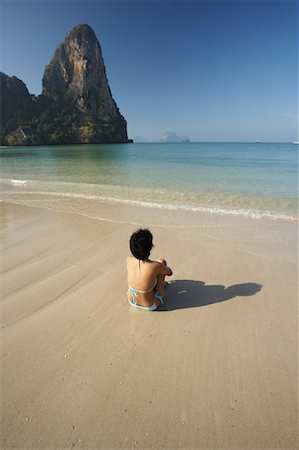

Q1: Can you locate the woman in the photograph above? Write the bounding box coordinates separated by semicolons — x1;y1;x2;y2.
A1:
127;229;173;311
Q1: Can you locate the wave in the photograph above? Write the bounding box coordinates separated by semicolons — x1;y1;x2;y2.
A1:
0;184;297;223
10;179;31;186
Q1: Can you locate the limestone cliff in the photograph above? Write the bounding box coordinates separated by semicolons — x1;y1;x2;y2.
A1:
42;24;128;143
0;24;130;145
0;73;35;137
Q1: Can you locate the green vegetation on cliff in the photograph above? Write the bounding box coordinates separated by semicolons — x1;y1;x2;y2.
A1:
0;24;129;146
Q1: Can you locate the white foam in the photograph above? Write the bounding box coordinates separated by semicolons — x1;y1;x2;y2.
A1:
0;188;297;223
98;195;297;222
10;179;29;186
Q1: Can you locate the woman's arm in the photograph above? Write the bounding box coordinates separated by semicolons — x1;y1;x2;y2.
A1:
156;260;173;277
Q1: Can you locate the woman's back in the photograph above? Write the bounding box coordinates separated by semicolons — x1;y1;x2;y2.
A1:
127;256;157;292
126;229;173;310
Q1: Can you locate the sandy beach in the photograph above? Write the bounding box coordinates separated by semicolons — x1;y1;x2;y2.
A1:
1;200;298;449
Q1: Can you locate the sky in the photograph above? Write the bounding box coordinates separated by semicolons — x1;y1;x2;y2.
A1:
0;0;298;142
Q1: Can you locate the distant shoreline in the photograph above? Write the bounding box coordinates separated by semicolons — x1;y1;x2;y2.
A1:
2;140;298;147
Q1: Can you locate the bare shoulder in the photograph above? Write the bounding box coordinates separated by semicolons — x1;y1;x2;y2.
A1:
151;260;162;267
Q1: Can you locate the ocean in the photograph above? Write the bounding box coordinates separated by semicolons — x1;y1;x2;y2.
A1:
0;142;298;222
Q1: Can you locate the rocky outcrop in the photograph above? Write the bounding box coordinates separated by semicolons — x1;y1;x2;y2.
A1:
42;24;128;143
6;127;43;146
0;72;36;144
0;24;129;145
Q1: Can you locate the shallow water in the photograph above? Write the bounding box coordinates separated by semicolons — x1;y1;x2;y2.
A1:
0;142;298;221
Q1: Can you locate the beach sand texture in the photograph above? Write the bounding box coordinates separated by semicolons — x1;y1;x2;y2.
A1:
1;202;298;449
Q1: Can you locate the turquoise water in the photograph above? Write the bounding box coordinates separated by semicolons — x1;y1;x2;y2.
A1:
0;142;298;221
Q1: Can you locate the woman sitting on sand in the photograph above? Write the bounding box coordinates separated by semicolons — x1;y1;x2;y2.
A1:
127;229;173;311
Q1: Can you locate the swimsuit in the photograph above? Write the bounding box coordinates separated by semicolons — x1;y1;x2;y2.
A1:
127;278;164;311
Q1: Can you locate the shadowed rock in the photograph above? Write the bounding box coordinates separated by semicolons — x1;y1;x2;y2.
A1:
0;24;129;145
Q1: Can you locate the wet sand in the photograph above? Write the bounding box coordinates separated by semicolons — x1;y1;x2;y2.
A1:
1;201;298;449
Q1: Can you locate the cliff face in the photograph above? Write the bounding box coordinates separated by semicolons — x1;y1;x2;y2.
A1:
0;24;129;145
43;25;118;118
42;24;128;143
0;72;35;130
0;72;43;145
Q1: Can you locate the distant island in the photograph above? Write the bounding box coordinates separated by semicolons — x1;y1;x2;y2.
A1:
159;130;190;143
0;24;131;146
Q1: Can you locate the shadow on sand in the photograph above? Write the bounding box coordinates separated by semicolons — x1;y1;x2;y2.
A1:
159;280;262;311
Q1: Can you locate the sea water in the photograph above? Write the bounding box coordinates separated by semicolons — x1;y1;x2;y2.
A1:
0;142;298;222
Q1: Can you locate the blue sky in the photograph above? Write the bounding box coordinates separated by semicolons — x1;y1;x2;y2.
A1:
1;0;298;141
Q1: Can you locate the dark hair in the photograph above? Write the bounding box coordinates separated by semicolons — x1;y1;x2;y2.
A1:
130;229;153;260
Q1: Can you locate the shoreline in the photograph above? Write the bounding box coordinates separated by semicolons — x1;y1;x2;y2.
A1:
1;201;298;449
0;178;299;222
1;141;298;223
0;186;298;224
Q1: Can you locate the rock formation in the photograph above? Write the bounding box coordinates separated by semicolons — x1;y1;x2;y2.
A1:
0;73;33;122
42;24;128;143
0;24;129;145
0;73;34;138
